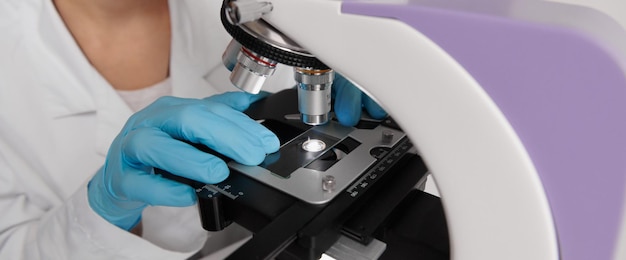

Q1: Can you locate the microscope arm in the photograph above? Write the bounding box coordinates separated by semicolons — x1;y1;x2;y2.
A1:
260;0;626;260
261;1;556;259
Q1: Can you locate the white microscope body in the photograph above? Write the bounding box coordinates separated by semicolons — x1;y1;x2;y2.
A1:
222;0;626;259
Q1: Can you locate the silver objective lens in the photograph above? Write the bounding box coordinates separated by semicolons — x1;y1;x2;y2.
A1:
229;47;277;94
222;40;242;71
295;68;333;125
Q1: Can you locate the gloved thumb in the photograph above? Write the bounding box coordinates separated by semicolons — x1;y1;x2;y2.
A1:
204;91;270;112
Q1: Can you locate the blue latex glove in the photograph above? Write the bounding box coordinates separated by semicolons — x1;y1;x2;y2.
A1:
88;92;280;230
332;74;387;126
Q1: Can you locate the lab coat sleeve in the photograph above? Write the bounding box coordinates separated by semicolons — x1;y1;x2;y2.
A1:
0;154;207;259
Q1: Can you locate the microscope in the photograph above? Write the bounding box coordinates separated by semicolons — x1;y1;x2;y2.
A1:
169;0;626;259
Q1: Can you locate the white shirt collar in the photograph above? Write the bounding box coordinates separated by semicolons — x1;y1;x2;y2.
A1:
35;0;228;155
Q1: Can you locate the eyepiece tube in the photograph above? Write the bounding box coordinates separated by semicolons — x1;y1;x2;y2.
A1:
295;68;333;125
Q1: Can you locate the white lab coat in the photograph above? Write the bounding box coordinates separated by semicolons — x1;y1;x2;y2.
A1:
0;0;293;259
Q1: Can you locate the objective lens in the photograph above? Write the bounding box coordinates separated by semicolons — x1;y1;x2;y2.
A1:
295;68;333;125
222;40;242;71
229;47;277;94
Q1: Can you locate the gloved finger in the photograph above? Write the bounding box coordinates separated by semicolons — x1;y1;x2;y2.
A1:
333;79;362;127
362;95;388;119
122;128;231;183
120;172;198;207
130;96;197;122
203;91;270;112
196;104;279;162
331;73;350;99
146;103;279;162
126;92;266;130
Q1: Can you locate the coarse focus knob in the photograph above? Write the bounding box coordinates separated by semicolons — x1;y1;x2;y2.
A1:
226;0;273;25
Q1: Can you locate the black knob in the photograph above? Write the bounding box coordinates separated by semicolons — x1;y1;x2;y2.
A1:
196;187;233;231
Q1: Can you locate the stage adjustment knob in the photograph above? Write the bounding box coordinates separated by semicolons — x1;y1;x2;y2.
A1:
196;187;232;231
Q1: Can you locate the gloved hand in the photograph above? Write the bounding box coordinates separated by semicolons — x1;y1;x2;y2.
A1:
332;73;387;126
88;92;280;231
